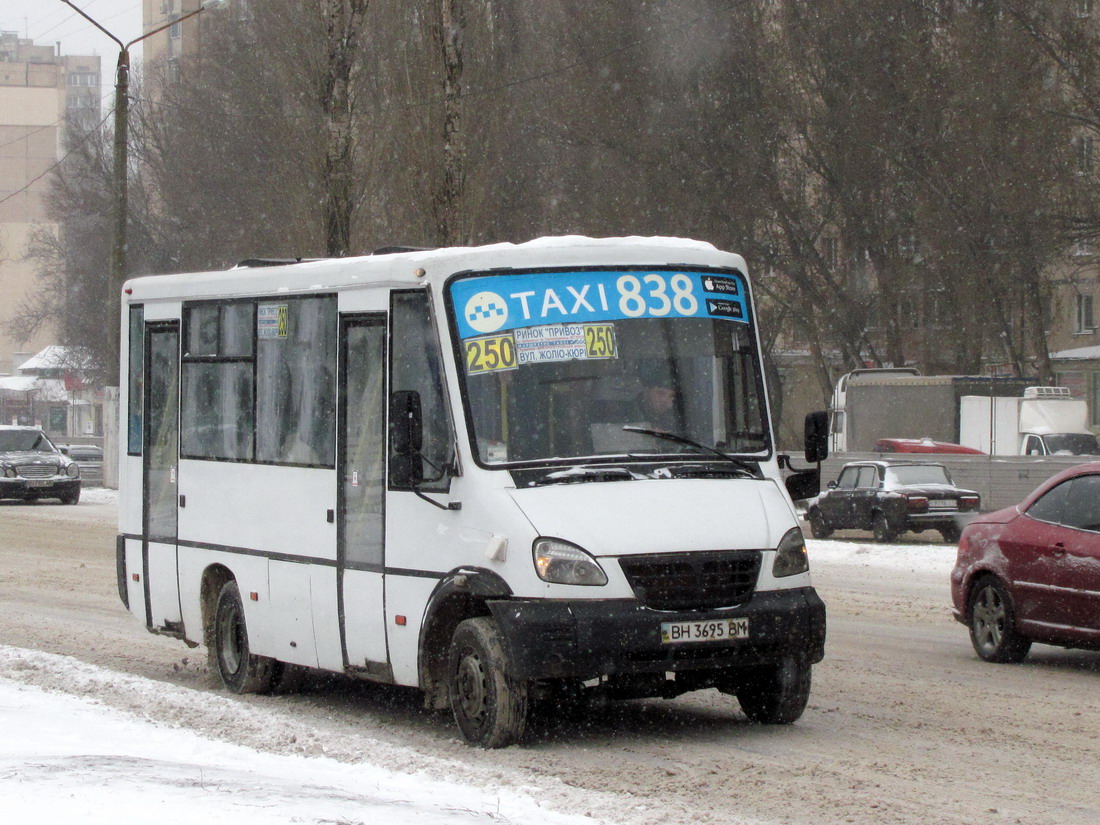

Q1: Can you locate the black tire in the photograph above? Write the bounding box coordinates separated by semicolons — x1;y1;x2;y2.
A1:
968;576;1032;663
737;655;812;724
60;490;80;505
940;524;961;544
448;617;529;748
808;507;833;539
872;511;897;543
214;580;274;694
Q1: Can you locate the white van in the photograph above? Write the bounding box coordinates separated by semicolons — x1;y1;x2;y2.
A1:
116;236;827;747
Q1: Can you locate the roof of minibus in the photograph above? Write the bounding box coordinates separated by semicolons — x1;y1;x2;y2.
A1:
121;235;746;303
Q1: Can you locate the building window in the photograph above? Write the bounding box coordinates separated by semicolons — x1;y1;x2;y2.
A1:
1092;372;1100;427
1076;293;1095;333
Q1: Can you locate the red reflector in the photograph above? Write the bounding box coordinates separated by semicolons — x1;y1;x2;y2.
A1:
249;592;259;601
395;615;407;626
132;573;139;582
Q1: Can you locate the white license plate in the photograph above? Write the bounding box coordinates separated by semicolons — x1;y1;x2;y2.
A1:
928;500;955;509
26;480;52;488
661;618;749;644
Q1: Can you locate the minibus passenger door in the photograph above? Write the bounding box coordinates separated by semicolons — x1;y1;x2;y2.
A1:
338;315;391;676
143;322;182;631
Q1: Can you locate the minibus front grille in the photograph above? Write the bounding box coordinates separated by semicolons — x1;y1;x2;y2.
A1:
618;550;761;611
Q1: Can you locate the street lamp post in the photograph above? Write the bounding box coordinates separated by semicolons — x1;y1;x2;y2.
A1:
57;0;224;381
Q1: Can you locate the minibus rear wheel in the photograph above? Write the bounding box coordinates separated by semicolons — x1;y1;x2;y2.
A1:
214;580;274;694
448;617;528;748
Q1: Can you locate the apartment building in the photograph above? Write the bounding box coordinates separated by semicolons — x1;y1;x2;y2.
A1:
0;32;100;377
142;0;211;84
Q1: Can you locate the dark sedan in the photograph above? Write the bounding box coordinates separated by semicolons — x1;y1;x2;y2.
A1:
951;462;1100;663
808;460;980;543
0;426;81;504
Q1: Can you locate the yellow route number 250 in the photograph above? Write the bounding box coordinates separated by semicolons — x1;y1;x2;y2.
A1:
464;333;518;375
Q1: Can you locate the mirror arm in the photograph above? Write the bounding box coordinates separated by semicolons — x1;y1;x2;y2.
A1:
413;487;462;511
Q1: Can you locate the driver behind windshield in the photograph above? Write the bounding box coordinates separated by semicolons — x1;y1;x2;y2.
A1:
634;360;683;433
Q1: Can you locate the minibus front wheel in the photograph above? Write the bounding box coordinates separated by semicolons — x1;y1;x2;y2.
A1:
731;654;812;724
448;617;529;748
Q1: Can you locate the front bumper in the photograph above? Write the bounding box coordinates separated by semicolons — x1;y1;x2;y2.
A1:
487;586;826;682
0;477;80;500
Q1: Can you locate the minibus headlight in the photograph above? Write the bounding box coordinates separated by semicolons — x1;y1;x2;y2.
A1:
533;539;608;586
772;527;809;578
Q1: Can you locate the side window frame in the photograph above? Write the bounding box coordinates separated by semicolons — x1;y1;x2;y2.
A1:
180;299;256;462
1025;480;1071;526
837;467;859;489
388;289;457;492
127;304;144;456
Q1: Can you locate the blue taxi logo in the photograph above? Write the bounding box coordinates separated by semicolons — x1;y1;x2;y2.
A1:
465;291;508;334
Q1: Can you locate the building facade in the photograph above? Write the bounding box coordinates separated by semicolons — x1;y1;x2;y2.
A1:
0;32;100;378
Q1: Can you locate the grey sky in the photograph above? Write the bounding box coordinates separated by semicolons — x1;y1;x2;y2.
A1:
2;0;144;60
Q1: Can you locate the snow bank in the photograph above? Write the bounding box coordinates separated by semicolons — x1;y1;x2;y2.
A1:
0;646;601;825
807;538;957;576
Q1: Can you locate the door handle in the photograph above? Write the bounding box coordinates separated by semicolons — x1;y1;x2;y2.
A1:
1052;542;1066;558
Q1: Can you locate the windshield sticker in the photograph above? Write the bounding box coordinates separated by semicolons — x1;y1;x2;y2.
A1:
464;332;518;375
514;322;618;366
451;269;748;340
465;322;619;374
257;303;288;339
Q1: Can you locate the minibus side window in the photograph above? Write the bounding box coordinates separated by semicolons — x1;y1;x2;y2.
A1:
390;291;454;490
180;302;255;461
255;297;336;466
127;305;144;455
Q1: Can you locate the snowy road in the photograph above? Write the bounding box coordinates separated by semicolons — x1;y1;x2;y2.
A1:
2;493;1099;825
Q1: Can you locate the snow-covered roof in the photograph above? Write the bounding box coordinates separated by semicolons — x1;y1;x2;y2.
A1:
17;345;93;374
1049;344;1100;362
0;375;70;402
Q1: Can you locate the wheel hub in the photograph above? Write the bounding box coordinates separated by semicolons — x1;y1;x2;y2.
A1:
456;651;488;721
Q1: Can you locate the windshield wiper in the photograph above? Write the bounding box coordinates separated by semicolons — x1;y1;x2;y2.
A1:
528;466;644;487
622;426;760;478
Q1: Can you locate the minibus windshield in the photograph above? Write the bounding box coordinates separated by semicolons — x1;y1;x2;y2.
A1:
447;267;770;466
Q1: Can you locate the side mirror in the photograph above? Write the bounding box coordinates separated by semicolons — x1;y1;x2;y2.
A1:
804;410;829;463
390;390;424;487
784;468;821;502
827;480;837;489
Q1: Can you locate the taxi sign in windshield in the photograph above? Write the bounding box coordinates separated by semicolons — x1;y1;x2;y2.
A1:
450;268;749;341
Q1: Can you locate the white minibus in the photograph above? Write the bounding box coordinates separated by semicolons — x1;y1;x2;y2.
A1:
117;236;827;747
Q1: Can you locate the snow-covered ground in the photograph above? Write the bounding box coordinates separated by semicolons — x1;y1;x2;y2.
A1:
808;534;956;576
0;645;603;825
1;488;958;824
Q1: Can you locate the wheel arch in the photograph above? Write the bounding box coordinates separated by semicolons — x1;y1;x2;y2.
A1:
199;563;236;650
418;568;512;710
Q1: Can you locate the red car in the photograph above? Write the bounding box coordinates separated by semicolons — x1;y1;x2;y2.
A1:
874;438;984;455
951;462;1100;662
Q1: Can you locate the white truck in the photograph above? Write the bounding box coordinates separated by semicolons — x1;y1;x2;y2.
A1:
959;387;1100;456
